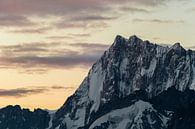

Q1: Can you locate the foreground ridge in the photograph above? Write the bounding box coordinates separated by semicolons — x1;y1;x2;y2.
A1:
0;35;195;129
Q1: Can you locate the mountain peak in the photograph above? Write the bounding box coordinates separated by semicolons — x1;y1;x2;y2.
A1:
113;35;127;46
170;42;186;54
113;35;188;54
113;35;144;47
129;35;143;44
129;35;141;41
171;42;184;50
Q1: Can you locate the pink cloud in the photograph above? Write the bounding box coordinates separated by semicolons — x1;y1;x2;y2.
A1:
0;0;165;16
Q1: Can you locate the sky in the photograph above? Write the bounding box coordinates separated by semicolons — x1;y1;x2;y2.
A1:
0;0;195;110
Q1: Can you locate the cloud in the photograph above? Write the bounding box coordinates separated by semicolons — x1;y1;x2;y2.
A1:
0;42;109;73
127;0;166;6
119;7;150;13
190;46;195;49
0;88;46;98
0;0;183;30
54;17;110;30
0;0;166;16
0;54;99;69
133;18;185;24
0;0;107;16
0;14;36;27
0;42;60;54
68;15;117;22
54;22;87;29
188;45;195;50
68;33;91;37
70;43;109;48
68;43;110;57
51;86;75;90
47;33;91;40
185;7;195;12
191;8;195;11
0;0;172;29
47;36;74;40
53;15;117;29
0;86;75;98
9;27;52;34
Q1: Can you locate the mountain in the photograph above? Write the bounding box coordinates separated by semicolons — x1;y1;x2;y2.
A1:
0;35;195;129
0;105;50;129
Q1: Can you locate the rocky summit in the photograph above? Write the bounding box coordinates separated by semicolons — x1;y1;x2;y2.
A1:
0;35;195;129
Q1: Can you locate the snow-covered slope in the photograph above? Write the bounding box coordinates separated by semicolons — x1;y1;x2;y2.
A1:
89;100;170;129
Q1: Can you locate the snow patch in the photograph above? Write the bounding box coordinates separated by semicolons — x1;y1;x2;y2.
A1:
190;65;195;90
45;110;56;129
89;64;105;112
89;100;158;129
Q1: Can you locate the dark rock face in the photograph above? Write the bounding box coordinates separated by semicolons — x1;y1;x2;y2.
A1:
151;87;195;129
0;105;50;129
0;35;195;129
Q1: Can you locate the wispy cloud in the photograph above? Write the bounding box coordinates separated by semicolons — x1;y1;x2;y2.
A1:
69;43;109;53
47;36;74;40
54;22;87;29
0;42;59;53
119;7;150;13
51;86;75;90
0;54;98;69
9;27;52;34
47;33;91;40
0;88;46;97
186;7;195;12
0;86;75;98
0;0;177;30
54;17;110;30
188;45;195;50
69;43;109;49
68;33;91;37
0;0;167;16
53;15;117;30
0;15;36;27
133;18;185;24
0;42;109;73
68;15;117;22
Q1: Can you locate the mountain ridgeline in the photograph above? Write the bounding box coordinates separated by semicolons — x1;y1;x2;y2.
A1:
0;35;195;129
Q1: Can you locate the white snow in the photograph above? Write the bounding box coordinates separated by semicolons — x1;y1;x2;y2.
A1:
89;63;105;112
89;100;160;129
165;77;174;90
141;58;157;78
146;114;156;125
159;114;170;126
190;65;195;90
45;110;56;129
46;117;53;129
62;107;86;129
54;125;60;129
119;58;128;73
119;58;131;96
156;45;168;57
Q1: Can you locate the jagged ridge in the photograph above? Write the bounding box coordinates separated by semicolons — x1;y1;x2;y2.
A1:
0;105;50;129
